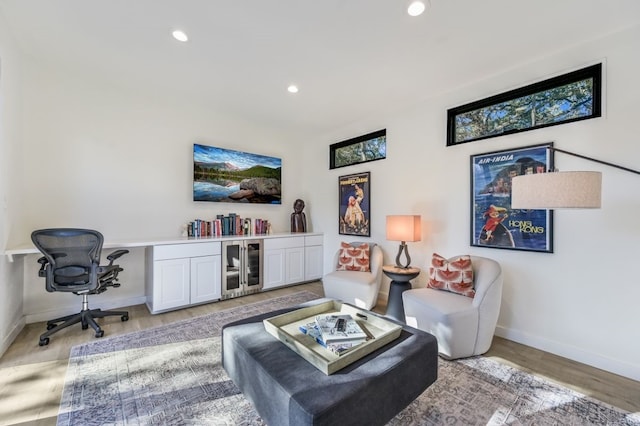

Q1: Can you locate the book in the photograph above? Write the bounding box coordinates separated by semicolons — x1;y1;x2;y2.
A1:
229;213;236;235
314;314;368;345
299;321;324;345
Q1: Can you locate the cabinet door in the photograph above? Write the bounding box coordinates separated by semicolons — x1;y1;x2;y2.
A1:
191;255;221;304
305;245;324;281
153;258;191;311
263;248;285;290
285;247;305;284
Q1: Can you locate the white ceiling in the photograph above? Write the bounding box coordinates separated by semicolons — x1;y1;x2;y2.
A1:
2;0;640;135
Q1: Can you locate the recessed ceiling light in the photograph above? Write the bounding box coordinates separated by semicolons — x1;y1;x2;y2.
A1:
407;1;426;16
287;85;299;94
172;30;189;42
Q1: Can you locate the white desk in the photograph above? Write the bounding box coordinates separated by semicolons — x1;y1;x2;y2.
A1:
5;232;324;323
4;233;322;262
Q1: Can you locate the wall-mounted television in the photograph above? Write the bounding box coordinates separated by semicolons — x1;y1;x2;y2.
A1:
193;143;282;204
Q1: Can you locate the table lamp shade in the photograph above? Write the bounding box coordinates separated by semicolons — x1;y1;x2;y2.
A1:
386;215;421;269
511;171;602;209
386;215;422;242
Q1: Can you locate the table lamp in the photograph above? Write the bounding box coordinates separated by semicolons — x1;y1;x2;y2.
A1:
386;215;421;268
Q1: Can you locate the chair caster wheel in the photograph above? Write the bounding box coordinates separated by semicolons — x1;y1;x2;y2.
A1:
47;324;56;330
95;330;104;338
82;324;89;330
39;338;50;346
121;315;129;322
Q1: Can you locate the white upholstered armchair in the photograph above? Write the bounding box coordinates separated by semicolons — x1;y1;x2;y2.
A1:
402;255;503;359
322;243;383;310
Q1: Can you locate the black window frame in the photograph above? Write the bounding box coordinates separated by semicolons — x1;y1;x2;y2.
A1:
329;129;387;170
447;63;602;146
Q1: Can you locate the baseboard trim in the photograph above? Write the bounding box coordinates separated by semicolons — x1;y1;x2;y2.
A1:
495;325;640;382
0;316;25;359
25;296;148;324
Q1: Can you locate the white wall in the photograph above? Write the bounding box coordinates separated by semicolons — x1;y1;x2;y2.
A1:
303;25;640;381
12;57;308;323
0;9;26;356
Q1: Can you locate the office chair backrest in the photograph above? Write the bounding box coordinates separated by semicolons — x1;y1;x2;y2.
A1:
31;228;104;293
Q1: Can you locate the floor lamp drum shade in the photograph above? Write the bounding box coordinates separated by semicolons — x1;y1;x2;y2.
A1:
511;171;602;209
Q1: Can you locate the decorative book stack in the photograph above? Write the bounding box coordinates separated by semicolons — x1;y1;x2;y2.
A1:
299;314;369;355
186;214;270;237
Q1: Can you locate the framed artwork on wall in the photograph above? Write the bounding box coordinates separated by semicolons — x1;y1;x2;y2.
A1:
330;129;386;169
193;143;282;204
338;172;371;237
470;143;554;253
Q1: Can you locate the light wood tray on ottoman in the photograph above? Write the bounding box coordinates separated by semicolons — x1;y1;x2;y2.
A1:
263;299;402;374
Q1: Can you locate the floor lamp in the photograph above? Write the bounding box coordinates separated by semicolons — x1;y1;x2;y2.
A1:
511;147;640;209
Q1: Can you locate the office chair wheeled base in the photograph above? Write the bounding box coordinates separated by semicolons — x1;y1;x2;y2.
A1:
39;296;129;346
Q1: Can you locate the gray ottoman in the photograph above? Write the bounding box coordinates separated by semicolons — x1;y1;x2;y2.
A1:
222;304;438;426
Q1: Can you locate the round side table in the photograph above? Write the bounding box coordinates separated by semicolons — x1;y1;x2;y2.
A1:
383;265;420;322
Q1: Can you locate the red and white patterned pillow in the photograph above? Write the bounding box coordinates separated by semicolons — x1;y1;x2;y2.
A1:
336;242;371;272
427;253;475;298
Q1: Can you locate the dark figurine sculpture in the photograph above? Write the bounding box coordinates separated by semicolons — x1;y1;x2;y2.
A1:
291;199;307;233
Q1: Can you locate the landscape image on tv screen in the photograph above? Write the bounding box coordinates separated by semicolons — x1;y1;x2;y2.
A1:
193;143;282;204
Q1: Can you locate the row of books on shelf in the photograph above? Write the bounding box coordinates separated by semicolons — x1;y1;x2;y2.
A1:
187;214;271;238
299;314;371;356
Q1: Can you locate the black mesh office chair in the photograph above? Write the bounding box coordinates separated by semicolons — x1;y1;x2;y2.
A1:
31;228;130;346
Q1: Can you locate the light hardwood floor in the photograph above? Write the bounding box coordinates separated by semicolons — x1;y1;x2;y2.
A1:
1;281;638;425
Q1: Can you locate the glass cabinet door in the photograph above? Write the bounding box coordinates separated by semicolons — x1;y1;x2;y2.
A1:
246;241;262;288
224;243;241;292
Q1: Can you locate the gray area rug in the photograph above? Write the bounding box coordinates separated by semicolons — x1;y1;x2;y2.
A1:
58;291;639;425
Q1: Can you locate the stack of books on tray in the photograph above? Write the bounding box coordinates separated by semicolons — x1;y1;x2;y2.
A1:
299;314;369;355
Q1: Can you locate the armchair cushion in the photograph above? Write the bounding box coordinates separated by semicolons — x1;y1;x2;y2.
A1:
427;253;475;298
336;242;371;272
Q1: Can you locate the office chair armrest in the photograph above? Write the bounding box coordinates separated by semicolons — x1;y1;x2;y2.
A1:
97;264;121;274
37;256;48;277
96;263;124;290
106;249;129;264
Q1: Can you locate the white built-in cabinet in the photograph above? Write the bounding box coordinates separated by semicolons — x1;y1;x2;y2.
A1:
146;233;323;313
191;255;221;304
263;246;286;289
146;242;221;314
264;237;303;289
304;235;324;281
264;234;324;290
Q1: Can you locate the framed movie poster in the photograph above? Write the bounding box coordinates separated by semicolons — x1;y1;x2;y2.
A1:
470;143;554;253
339;172;371;237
